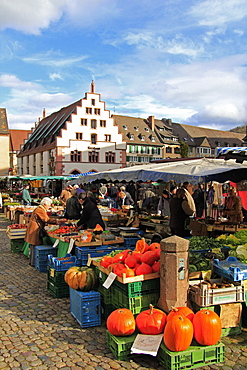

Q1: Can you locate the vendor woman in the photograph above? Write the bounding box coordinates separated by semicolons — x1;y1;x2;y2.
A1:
77;192;105;230
223;187;243;224
25;197;53;266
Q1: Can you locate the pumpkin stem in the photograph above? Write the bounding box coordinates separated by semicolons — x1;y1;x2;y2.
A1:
149;304;154;315
170;306;179;312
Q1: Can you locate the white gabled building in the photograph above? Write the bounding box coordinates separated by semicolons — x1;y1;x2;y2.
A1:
17;82;126;176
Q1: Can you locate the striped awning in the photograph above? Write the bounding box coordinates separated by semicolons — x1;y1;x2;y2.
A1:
216;147;247;157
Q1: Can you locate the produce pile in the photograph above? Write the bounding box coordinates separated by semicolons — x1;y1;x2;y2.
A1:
216;230;247;263
98;238;160;277
8;223;27;229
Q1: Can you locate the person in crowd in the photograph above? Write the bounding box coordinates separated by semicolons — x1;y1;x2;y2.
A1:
59;185;72;206
107;183;118;207
99;183;108;198
117;191;134;209
126;181;136;202
192;183;205;218
223;187;243;224
73;184;85;195
157;189;171;217
25;197;53;266
142;187;157;212
0;190;2;209
22;184;32;206
64;189;82;220
169;187;195;237
206;184;215;217
77;192;105;230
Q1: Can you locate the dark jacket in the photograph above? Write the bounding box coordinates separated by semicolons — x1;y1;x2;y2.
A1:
64;196;81;220
77;197;105;230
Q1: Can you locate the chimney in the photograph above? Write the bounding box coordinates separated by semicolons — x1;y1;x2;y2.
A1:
91;80;95;93
148;116;155;131
43;108;46;118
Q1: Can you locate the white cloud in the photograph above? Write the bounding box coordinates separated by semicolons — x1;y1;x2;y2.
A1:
0;0;67;35
49;73;63;81
189;0;247;27
23;51;87;68
0;74;40;90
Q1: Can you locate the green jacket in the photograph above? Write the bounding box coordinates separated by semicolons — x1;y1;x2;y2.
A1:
22;188;31;204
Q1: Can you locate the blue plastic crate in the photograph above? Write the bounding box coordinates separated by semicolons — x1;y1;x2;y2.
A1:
69;288;101;328
75;245;128;265
213;256;247;281
34;245;58;260
124;237;140;249
35;259;48;272
47;253;80;271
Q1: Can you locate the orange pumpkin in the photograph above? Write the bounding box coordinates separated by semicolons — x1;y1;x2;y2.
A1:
136;304;167;335
106;308;136;336
167;306;194;322
164;314;193;352
140;250;159;266
193;309;222;345
148;242;160;251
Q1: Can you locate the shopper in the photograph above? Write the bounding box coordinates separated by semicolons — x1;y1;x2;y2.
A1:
157;189;170;217
223;187;243;223
192;183;205;218
117;191;134;208
59;185;72;206
25;197;53;266
77;193;105;230
64;189;82;220
169;187;195;237
22;184;32;206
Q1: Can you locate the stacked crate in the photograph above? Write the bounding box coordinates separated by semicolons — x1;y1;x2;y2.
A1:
69;288;101;328
47;253;80;298
10;238;25;253
34;245;58;272
94;264;160;319
189;256;247;336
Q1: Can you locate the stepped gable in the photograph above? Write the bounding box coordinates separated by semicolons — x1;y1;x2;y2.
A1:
19;99;82;155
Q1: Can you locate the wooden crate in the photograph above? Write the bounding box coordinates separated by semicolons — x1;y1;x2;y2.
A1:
92;260;160;284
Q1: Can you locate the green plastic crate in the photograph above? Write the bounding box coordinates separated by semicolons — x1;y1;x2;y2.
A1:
106;330;137;361
47;281;69;298
96;268;160;297
157;341;225;370
111;287;159;315
10;238;25;253
47;266;67;284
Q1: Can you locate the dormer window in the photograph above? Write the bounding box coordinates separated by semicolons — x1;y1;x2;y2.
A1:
149;135;155;142
134;126;139;131
123;125;128;130
183;138;188;141
144;127;149;132
130;134;134;140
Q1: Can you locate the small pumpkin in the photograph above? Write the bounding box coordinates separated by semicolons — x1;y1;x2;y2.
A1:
106;308;136;336
136;304;167;335
167;306;194;322
193;309;222;345
135;262;153;275
64;266;98;291
164;314;193;352
141;250;159;266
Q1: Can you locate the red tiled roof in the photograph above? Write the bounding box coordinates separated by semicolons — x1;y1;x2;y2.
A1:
9;129;32;152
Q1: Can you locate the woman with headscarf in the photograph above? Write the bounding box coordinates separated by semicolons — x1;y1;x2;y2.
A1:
25;197;53;266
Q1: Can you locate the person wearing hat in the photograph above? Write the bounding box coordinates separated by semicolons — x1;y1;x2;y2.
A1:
25;197;53;266
77;193;105;230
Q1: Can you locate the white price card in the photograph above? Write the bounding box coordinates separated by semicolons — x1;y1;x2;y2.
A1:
67;238;74;254
102;272;117;289
131;334;163;356
53;239;59;248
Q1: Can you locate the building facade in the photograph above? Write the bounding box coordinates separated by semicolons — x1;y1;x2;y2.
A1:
0;109;10;176
17;82;126;176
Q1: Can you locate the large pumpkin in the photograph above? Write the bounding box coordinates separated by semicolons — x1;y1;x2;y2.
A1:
136;304;167;335
106;308;136;336
193;309;222;345
164;314;193;352
64;266;98;291
167;306;194;322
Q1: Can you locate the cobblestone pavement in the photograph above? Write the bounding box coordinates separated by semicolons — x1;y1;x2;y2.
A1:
0;213;247;370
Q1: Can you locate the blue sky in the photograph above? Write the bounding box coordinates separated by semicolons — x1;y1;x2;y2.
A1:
1;0;247;131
